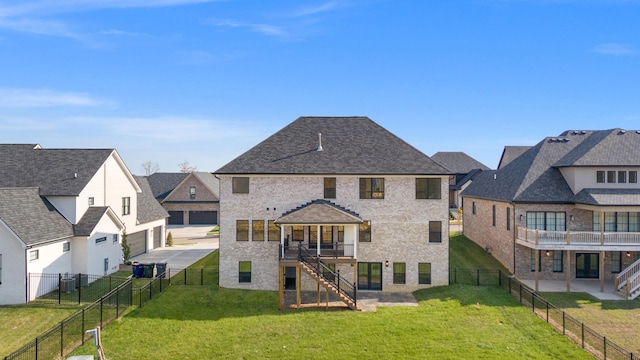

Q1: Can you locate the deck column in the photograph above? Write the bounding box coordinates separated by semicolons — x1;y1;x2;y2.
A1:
278;265;284;309
600;250;605;292
317;226;321;256
280;225;285;258
535;249;539;292
565;250;570;292
600;211;605;245
296;266;301;308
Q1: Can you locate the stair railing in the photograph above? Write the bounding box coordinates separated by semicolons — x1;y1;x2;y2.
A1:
298;244;357;307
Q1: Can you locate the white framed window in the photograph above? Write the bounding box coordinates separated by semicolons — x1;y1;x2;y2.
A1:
122;197;131;215
113;234;119;243
29;249;39;261
88;197;94;206
96;236;107;244
63;242;70;252
190;186;196;199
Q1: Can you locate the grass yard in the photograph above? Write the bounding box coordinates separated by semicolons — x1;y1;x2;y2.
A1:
449;233;509;272
540;292;640;354
71;284;591;359
0;304;80;357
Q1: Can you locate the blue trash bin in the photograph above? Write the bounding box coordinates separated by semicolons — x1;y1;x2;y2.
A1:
132;263;144;278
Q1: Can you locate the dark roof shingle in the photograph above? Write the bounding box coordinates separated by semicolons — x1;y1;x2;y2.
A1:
431;152;490;173
215;117;449;175
134;176;169;224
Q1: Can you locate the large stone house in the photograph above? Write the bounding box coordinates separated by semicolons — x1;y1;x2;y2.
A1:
462;129;640;299
0;144;167;304
146;172;220;225
215;117;450;309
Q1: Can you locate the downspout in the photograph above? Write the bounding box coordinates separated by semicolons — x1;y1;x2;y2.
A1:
512;203;517;274
24;245;30;304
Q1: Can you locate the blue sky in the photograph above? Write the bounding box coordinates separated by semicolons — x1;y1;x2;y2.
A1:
0;0;638;174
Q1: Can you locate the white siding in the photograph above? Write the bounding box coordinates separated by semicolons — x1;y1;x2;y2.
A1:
561;167;640;194
26;240;74;302
0;222;27;305
84;215;123;276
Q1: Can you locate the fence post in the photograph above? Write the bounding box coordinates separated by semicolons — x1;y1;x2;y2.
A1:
546;300;549;322
476;269;480;286
168;268;171;286
519;283;522;302
562;311;565;335
581;323;585;348
116;285;120;318
58;273;62;305
81;309;85;345
532;294;535;313
201;268;204;286
454;268;457;284
498;270;502;287
604;336;607;359
35;337;38;360
184;269;187;285
60;322;64;358
78;274;82;305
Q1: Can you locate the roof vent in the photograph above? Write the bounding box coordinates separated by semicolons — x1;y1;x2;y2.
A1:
619;130;626;134
74;173;78;178
581;131;587;134
316;133;324;152
493;173;497;180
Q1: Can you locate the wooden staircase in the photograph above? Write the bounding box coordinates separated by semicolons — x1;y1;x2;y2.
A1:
615;258;640;300
299;262;359;310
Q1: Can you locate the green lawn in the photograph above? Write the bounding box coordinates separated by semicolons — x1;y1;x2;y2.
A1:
72;284;591;359
540;292;640;354
449;233;509;272
69;248;591;359
0;304;79;357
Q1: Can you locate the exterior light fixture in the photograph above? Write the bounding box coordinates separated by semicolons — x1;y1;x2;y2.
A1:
385;260;389;267
545;251;551;256
570;215;575;221
626;252;632;257
519;214;524;221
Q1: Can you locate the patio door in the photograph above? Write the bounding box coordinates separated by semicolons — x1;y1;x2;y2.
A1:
576;253;599;278
358;262;382;290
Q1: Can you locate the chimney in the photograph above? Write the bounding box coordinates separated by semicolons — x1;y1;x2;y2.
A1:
317;133;324;152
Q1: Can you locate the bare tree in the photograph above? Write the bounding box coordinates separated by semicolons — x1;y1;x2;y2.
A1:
141;161;160;176
178;160;197;173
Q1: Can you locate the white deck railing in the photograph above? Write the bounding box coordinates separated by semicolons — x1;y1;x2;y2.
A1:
615;258;640;292
516;226;640;246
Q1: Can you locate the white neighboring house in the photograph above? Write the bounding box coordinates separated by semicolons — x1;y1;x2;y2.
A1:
0;144;168;305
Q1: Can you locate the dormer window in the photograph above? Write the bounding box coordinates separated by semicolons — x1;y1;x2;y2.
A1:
190;186;196;199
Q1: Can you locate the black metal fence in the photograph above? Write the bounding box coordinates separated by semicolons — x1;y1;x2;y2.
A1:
4;279;132;360
451;269;638;360
130;268;219;308
28;273;131;305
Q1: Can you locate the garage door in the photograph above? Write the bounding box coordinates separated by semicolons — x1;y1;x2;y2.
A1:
128;230;147;257
153;226;162;249
189;211;217;225
168;211;184;225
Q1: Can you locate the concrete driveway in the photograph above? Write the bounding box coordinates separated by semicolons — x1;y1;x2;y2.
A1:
129;225;218;272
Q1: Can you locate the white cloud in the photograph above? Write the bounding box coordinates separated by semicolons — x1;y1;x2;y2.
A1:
291;1;345;17
211;19;289;38
592;43;639;56
0;88;115;108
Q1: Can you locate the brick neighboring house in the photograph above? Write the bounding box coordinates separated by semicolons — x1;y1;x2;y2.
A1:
461;129;640;299
146;172;220;225
0;144;167;305
215;117;450;309
431;152;490;210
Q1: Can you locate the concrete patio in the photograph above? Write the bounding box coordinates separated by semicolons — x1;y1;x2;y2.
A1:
519;279;623;300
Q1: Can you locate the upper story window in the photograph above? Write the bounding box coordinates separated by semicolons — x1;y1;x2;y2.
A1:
30;249;39;261
428;221;442;243
88;197;94;206
596;171;605;183
359;221;371;242
236;220;249;241
630;171;638;183
527;211;566;231
122;197;130;215
618;171;627;183
63;242;71;252
607;171;616;183
324;178;336;199
416;178;441;199
359;178;384;199
232;177;249;194
472;202;476;214
190;186;196;199
268;220;279;241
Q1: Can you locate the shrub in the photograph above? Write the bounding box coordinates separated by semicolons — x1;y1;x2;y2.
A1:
166;231;174;247
121;231;131;262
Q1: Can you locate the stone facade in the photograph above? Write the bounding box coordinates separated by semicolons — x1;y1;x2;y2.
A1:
219;175;449;292
464;197;640;281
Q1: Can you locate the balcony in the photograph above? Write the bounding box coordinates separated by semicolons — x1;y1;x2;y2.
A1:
516;226;640;251
279;242;355;261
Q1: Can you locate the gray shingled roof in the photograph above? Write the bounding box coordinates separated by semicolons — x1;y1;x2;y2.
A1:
574;188;640;206
215;117;450;175
134;176;169;224
193;172;220;199
0;187;74;245
498;146;532;169
276;199;362;224
431;152;490;173
146;172;190;200
451;168;483;190
74;207;112;236
462;129;640;204
0;146;115;196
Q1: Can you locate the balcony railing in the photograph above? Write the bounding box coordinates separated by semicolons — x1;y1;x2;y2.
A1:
516;226;640;247
280;242;355;260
